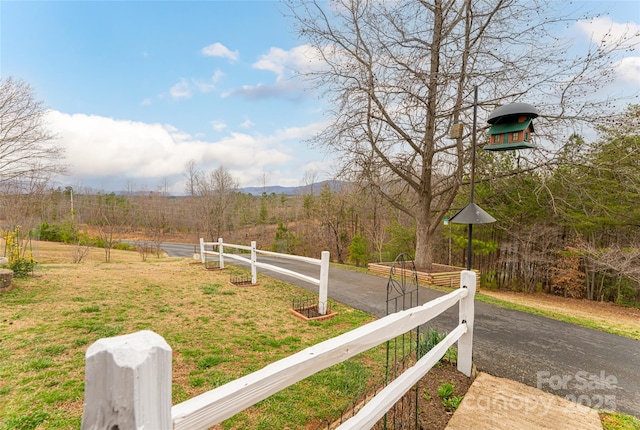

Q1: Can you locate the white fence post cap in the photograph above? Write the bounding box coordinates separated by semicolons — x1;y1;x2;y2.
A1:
82;330;172;430
86;330;171;363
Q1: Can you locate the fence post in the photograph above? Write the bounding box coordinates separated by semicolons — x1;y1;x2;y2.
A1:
457;270;476;377
81;330;172;430
199;238;205;264
318;251;330;315
251;241;257;284
218;237;225;269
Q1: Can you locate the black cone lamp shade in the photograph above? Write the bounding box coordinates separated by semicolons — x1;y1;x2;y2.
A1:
449;202;496;225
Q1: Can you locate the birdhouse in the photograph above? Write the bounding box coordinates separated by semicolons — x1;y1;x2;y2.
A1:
449;122;464;139
484;102;538;151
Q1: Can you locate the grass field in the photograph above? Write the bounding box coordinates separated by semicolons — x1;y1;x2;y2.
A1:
0;242;385;429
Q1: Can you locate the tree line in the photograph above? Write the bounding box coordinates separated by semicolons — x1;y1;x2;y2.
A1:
3;104;639;306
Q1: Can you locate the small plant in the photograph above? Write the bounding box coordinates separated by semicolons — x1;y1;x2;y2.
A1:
72;243;91;263
444;345;458;363
438;381;463;411
442;395;463;411
4;226;36;278
437;382;455;400
419;328;446;356
136;242;153;262
422;388;431;402
418;327;458;363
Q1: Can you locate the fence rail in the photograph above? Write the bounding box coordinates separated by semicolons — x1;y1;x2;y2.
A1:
80;271;477;430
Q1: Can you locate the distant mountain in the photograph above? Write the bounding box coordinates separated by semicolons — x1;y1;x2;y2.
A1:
239;180;347;196
239;185;301;195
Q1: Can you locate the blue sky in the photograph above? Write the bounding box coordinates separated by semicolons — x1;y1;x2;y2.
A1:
1;1;639;193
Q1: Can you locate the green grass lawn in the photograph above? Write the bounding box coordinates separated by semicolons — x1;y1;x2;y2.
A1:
0;243;385;429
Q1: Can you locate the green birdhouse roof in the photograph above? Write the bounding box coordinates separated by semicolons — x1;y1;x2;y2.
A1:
488;118;534;135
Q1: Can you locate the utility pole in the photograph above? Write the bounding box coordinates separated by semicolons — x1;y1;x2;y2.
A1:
70;187;74;220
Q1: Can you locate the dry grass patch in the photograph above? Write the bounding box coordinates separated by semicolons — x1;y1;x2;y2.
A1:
479;289;640;340
0;242;381;429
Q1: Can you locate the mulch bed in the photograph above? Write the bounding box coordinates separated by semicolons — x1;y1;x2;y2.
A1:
415;361;473;429
367;361;472;430
290;304;337;322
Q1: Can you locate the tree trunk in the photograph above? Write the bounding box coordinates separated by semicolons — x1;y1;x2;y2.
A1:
415;214;433;271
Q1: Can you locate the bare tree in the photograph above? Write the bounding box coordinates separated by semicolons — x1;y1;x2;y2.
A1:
140;191;171;258
89;193;132;263
183;159;201;197
0;77;65;183
287;0;638;269
0;173;51;261
316;182;356;263
193;166;238;240
300;170;319;219
359;186;391;263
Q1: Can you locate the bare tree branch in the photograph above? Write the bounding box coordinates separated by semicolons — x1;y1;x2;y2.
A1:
0;77;66;183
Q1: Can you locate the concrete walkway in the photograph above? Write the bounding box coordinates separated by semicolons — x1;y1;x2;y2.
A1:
446;372;603;430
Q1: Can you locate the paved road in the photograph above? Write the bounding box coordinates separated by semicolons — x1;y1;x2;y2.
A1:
163;242;640;418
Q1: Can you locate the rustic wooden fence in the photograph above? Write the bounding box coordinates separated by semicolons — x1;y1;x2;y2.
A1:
80;271;477;430
368;262;481;288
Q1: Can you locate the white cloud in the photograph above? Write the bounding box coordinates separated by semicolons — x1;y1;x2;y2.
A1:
240;119;254;129
212;120;227;132
193;80;216;93
253;44;326;80
615;56;640;84
170;79;191;99
44;111;322;191
253;47;290;79
201;42;239;61
223;44;332;100
212;69;225;83
170;71;225;98
575;16;640;85
269;122;326;142
221;80;303;100
575;16;640;50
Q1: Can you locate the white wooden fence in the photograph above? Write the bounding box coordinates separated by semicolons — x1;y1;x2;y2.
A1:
81;271;477;430
200;238;331;314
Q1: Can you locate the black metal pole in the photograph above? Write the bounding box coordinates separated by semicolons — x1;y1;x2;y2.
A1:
467;224;473;271
467;85;478;271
